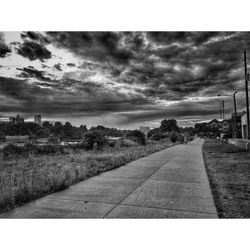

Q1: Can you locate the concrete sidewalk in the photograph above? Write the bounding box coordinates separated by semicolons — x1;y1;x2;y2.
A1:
0;138;218;218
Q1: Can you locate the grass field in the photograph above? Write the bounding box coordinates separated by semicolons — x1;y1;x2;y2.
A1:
203;139;250;218
0;140;173;213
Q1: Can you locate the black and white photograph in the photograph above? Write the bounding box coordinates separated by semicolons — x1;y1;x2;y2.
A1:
0;0;249;249
1;30;250;219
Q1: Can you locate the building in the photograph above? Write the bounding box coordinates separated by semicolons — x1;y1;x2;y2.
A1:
140;126;150;136
241;112;248;139
0;118;9;124
5;135;29;143
34;115;42;126
35;137;49;144
231;111;245;138
9;114;24;124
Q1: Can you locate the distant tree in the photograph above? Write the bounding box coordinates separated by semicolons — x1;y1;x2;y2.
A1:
160;119;180;133
54;121;63;137
63;122;73;139
80;125;87;133
42;121;53;129
83;131;107;150
35;127;50;138
147;128;160;139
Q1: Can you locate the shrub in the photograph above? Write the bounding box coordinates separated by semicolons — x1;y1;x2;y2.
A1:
107;140;116;147
23;143;39;155
125;130;146;145
121;139;139;147
150;132;164;141
170;131;177;143
2;143;69;160
83;131;107;150
2;143;22;160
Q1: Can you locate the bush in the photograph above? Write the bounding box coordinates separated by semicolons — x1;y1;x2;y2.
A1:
83;131;107;150
2;143;22;160
121;139;139;147
2;143;69;160
125;130;146;145
107;140;116;147
150;132;163;141
170;131;177;143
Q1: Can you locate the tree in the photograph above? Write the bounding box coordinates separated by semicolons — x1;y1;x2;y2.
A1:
80;125;87;133
147;128;160;139
83;131;107;150
63;122;73;139
54;121;63;137
160;119;179;133
35;127;50;138
42;121;53;129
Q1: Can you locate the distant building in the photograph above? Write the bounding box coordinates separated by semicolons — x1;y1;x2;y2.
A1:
241;112;248;139
231;111;245;138
0;118;9;124
48;136;60;144
140;126;150;136
6;135;29;143
36;137;49;144
9;114;24;124
34;115;42;126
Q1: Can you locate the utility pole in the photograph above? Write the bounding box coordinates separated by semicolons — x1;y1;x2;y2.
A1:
244;51;250;139
222;100;225;120
233;91;238;138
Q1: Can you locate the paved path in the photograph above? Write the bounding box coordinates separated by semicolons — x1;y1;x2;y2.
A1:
0;138;218;218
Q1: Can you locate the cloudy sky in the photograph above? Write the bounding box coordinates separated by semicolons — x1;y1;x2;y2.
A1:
0;32;250;129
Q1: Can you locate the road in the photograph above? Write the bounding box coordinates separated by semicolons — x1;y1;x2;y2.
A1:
0;138;218;218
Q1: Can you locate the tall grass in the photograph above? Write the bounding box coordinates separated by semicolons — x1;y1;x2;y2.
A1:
0;140;173;213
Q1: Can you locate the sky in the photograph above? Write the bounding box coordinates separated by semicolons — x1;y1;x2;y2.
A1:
0;31;250;129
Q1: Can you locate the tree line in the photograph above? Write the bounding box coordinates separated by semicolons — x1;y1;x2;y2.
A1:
0;122;130;140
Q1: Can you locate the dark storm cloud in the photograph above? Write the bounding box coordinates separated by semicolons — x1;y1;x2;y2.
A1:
147;32;223;46
47;32;134;64
16;66;54;82
0;42;11;57
16;41;52;61
53;63;62;71
0;76;154;117
67;63;76;67
21;31;50;44
2;31;250;127
0;33;11;57
120;32;249;102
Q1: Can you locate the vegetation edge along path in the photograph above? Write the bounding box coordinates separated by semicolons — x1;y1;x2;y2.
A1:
202;139;250;218
0;141;176;214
